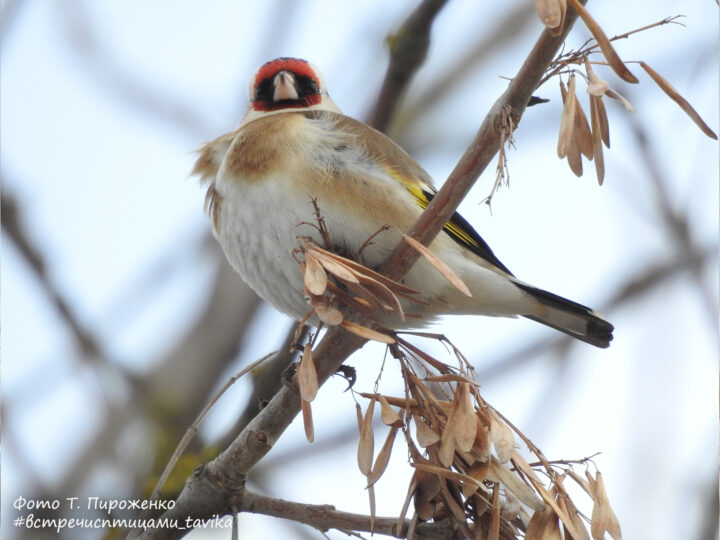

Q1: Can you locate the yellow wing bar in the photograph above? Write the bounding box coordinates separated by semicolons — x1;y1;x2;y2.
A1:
398;177;513;276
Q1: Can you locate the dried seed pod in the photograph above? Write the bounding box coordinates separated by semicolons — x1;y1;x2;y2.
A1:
534;0;566;34
557;77;578;159
297;343;318;402
585;469;597;493
378;395;403;428
563;497;591;540
512;453;581;536
525;507;554;540
473;417;491;462
357;398;376;475
489;484;501;540
641;61;717;139
489;411;515;463
439;482;468;522
568;0;638;83
413;469;442;521
567;469;593;496
544;512;563;540
472;491;490;519
453;383;477;453
351;272;405;319
341;320;395;344
462;461;489;498
413;462;484;495
367;427;399;487
313;303;343;326
403;234;472;297
414;415;441;447
574;97;594;160
594;92;610;148
303;252;328;296
605;88;634;112
301;399;314;443
589;95;606;184
438;415;457;467
591;471;621;540
307;247;359;283
308;245;419;294
489;457;545;512
566;140;583;177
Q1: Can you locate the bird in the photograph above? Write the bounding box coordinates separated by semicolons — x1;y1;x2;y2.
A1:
192;57;614;348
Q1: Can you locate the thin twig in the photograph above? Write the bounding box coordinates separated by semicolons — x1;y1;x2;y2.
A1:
239;488;456;539
629;119;719;328
538;15;685;87
148;350;279;501
1;189;125;378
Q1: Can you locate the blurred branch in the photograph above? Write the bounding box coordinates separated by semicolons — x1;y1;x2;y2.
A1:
1;188;126;380
131;5;589;539
223;324;307;447
254;0;302;70
630;119;718;328
142;257;261;420
392;2;536;138
53;255;261;498
366;0;449;132
0;0;27;43
699;479;720;540
57;0;213;137
132;328;367;540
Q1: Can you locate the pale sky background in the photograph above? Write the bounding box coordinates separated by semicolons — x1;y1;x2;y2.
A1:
2;1;718;539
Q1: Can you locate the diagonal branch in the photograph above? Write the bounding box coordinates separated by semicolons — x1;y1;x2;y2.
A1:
381;2;585;281
1;187;123;375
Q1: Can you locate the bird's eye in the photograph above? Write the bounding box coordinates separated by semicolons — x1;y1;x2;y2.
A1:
254;78;275;103
297;77;319;96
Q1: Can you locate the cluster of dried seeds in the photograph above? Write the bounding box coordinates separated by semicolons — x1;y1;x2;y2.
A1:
350;337;622;540
292;199;624;538
535;1;716;185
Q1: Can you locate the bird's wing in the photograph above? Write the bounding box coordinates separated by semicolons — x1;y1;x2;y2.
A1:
192;130;237;184
317;111;514;276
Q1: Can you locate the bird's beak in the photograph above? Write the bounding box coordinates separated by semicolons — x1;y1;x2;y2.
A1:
273;71;299;101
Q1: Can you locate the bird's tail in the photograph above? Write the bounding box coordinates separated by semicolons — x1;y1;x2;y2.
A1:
516;283;614;348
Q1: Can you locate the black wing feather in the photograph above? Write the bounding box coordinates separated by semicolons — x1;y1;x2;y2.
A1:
422;189;514;276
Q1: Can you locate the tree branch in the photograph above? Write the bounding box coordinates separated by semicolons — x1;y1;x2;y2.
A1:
239;489;456;539
132;4;590;538
1;188;120;370
131;329;367;540
366;0;450;132
380;2;585;281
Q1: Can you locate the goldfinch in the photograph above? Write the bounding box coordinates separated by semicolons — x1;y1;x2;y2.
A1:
193;57;613;348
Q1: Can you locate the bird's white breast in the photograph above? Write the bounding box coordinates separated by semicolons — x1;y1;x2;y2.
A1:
210;112;529;327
